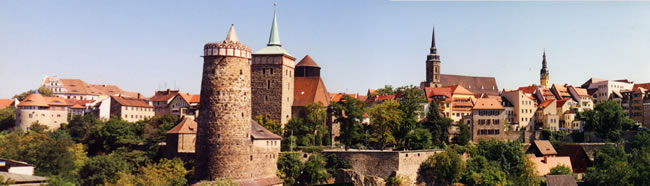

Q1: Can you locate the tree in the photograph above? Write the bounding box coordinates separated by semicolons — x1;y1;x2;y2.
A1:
305;102;328;146
0;107;16;131
462;155;507;186
584;145;634;186
395;85;426;148
452;121;470;146
110;158;189;186
324;154;351;176
63;114;102;143
255;114;282;135
298;153;330;185
87;118;142;155
375;85;395;96
12;86;54;101
80;154;131;185
369;99;402;149
581;100;638;142
423;100;452;146
403;127;433;150
277;153;304;185
549;165;576;179
329;95;365;150
475;139;539;185
418;148;465;185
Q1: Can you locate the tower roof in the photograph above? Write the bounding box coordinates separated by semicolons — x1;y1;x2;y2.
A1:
225;24;239;42
253;4;293;58
296;55;320;67
431;25;436;48
540;49;549;74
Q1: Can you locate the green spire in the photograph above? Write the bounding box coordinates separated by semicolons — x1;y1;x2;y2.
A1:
267;4;281;47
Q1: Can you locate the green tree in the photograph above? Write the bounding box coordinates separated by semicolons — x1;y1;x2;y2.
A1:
80;154;131;185
418;148;465;185
87;118;142;155
369;99;402;149
324;153;351;176
375;85;395;96
452;121;471;146
298;153;330;185
549;165;576;179
462;155;507;186
110;158;189;186
476;139;539;185
255;114;282;135
423;100;452;146
395;85;426;148
584;145;634;186
305;102;328;146
0;107;16;131
12;86;54;101
403;127;433;150
329;95;365;150
277;153;304;185
581;100;638;142
63;114;103;143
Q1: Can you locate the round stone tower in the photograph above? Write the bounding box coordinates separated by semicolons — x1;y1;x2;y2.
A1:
195;24;253;181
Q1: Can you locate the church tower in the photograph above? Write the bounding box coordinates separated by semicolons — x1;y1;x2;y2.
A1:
540;50;550;88
251;5;295;125
422;26;442;88
195;25;253;180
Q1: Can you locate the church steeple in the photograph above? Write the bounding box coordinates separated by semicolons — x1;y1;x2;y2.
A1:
423;25;442;88
267;3;281;47
540;49;550;88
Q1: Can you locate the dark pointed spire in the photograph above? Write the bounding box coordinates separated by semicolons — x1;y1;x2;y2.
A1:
431;25;436;49
541;49;549;74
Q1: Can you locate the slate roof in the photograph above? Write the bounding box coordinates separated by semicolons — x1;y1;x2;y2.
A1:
296;55;320;67
473;98;503;110
250;120;281;140
533;140;558;155
293;77;329;107
0;171;47;184
440;74;498;96
167;117;197;134
111;96;152;108
545;175;577;186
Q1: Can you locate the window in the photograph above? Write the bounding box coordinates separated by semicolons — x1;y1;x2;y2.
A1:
487;120;491;125
267;80;271;89
263;68;266;74
270;68;273;74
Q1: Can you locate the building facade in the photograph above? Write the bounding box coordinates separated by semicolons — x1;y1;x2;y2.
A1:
251;10;295;125
470;98;505;142
110;96;154;122
502;90;537;130
14;94;69;131
149;89;180;116
169;93;200;118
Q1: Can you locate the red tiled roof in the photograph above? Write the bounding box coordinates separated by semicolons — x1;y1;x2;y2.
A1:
295;55;320;67
149;89;180;102
443;85;474;95
633;83;650;91
534;140;558;155
54;78;141;97
18;94;71;107
189;94;200;103
0;99;13;109
424;87;452;102
111;96;152;108
175;93;200;104
167;117;197;134
358;95;368;102
473;98;504;110
518;85;538;94
539;99;555;108
293;77;329;107
330;93;358;102
70;104;85;109
556;98;570;107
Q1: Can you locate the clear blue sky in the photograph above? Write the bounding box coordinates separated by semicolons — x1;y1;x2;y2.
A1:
1;1;649;98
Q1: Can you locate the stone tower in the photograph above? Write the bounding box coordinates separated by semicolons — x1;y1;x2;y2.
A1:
251;6;295;125
195;25;253;180
540;50;550;88
422;26;442;88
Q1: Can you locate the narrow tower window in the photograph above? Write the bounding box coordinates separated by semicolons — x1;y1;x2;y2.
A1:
267;80;271;89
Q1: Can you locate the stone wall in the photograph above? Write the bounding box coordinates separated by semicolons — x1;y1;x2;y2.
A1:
323;149;444;184
195;55;253;180
15;109;68;131
251;139;281;177
251;55;294;124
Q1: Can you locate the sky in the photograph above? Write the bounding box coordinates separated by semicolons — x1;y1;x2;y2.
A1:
1;1;649;98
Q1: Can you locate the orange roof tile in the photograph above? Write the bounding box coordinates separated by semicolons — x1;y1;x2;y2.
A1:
330;93;358;102
424;87;452;102
189;94;200;103
556;98;570;107
167;117;197;134
295;55;320;68
444;85;474;95
17;94;70;107
518;85;538;94
149;89;180;102
633;83;650;91
533;140;558;155
111;96;152;108
473;98;504;110
294;77;329;107
539;99;555;108
529;156;573;176
0;99;13;109
569;86;588;96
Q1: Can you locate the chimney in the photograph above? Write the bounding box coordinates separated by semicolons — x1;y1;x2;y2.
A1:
543;156;548;164
137;93;141;99
167;89;171;94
